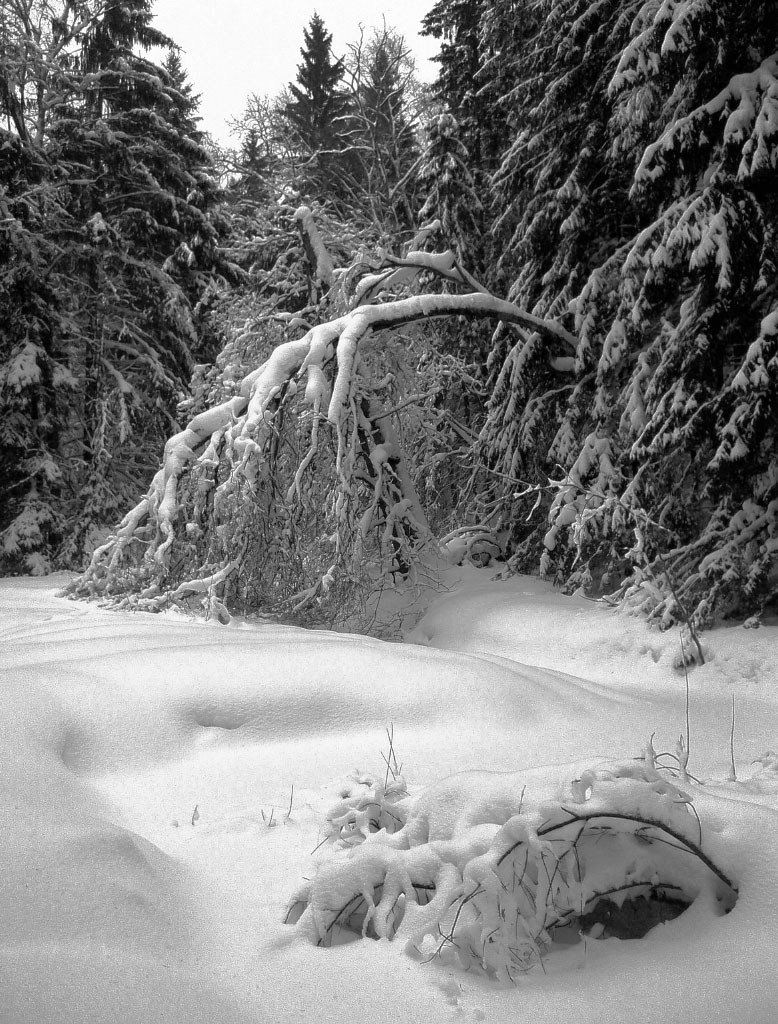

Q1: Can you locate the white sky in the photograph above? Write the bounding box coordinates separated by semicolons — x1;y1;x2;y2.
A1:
150;1;440;145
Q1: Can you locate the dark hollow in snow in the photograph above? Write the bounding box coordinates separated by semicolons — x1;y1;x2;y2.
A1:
552;890;691;943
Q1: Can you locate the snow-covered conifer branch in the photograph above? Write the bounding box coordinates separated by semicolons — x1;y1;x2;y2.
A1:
634;56;778;187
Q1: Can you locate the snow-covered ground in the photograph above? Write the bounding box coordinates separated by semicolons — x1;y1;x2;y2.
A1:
1;570;777;1023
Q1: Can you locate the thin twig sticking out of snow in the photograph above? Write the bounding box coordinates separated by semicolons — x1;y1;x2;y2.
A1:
728;695;737;783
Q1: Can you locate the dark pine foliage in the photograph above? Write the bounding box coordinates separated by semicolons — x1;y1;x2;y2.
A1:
0;0;230;573
283;13;353;202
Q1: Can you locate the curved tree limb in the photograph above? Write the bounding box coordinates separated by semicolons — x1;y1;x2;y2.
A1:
68;265;578;611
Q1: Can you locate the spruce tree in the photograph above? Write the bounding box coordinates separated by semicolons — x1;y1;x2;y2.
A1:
421;0;510;174
417;113;482;261
477;0;778;624
0;1;227;572
162;47;203;137
284;13;351;200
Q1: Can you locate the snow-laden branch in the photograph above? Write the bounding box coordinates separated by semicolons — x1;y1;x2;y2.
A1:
634;55;778;185
353;249;491;304
294;206;335;294
68;256;579;611
183;289;577;518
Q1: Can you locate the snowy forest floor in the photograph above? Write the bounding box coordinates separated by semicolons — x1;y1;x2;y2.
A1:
1;569;777;1023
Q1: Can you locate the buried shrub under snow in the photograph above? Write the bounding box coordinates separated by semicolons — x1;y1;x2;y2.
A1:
285;748;737;978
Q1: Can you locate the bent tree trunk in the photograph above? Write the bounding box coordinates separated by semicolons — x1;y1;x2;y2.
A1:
67;249;576;621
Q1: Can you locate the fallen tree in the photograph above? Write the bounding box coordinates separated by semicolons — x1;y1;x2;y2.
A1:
66;217;576;625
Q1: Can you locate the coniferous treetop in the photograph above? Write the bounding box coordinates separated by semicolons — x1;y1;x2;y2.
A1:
286;12;347;144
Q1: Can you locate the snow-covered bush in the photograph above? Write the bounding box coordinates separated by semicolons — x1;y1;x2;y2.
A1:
286;751;737;978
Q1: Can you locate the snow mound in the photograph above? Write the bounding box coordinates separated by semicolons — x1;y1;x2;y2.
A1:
2;574;778;1024
286;754;737;979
